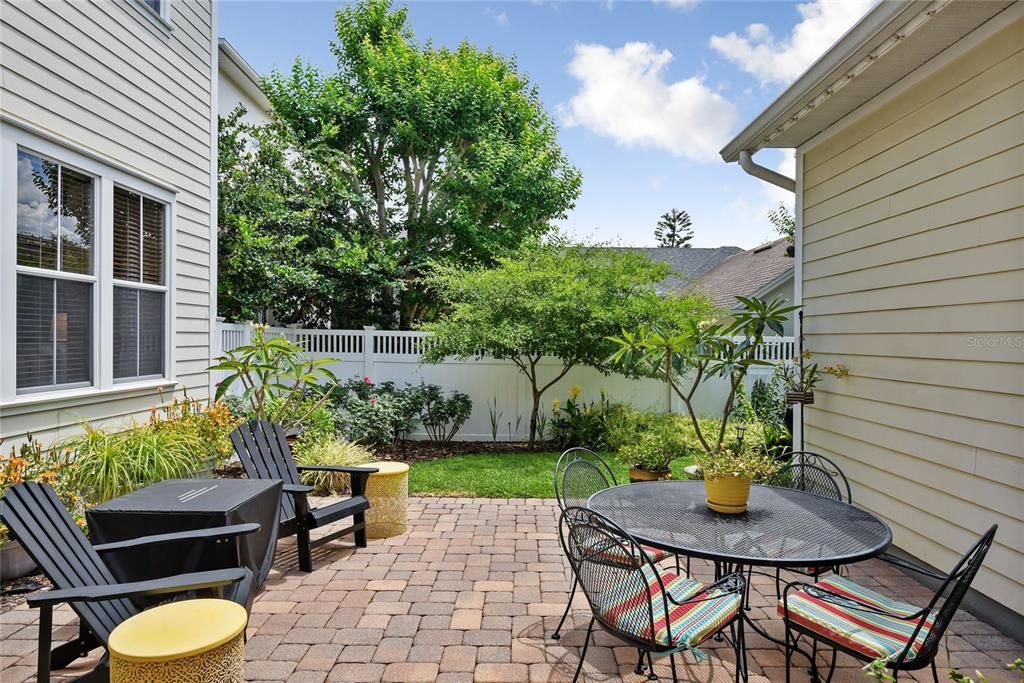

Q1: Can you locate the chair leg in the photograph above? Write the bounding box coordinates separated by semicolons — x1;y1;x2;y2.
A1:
296;525;313;573
784;624;793;683
931;660;940;683
648;651;658;680
552;576;577;640
572;617;595;683
354;511;368;548
736;615;747;683
809;638;819;682
634;649;647;675
822;649;837;683
670;652;678;683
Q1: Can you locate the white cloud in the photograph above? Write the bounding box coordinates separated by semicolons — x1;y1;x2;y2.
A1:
653;0;700;10
482;8;509;26
560;42;739;163
709;0;877;85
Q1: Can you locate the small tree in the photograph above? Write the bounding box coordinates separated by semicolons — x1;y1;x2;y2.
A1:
768;202;795;243
609;296;798;456
421;240;714;447
654;209;694;248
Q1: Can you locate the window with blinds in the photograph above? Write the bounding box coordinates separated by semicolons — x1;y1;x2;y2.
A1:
113;187;166;380
14;150;95;391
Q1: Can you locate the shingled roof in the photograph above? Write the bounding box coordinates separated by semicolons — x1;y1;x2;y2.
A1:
615;246;743;295
688;238;794;308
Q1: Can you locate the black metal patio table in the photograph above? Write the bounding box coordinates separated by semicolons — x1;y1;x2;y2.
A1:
87;478;282;612
588;480;892;678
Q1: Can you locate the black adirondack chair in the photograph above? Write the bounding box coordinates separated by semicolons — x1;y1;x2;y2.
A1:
0;481;259;683
230;420;378;572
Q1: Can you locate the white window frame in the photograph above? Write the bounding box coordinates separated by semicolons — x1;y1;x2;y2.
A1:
0;124;176;405
135;0;172;32
112;187;170;384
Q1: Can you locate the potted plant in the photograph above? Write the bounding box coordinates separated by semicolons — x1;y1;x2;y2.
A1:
778;351;849;405
620;426;686;482
1;436;85;579
696;429;780;514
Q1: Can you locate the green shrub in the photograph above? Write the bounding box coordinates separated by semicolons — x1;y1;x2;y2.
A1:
751;376;786;425
151;395;241;468
293;437;374;495
415;384;472;443
552;387;625;450
60;422;203;503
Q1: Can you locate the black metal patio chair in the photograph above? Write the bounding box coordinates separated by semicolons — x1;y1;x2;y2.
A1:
551;447;687;641
786;451;852;503
780;524;997;683
559;506;747;683
230;420;378;572
764;461;847;598
0;481;257;683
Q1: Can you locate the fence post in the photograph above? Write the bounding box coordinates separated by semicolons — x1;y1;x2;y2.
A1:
362;326;375;379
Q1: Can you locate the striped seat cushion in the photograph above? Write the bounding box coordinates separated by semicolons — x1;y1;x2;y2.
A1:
587;540;672;566
597;566;740;648
778;575;933;661
641;545;672;564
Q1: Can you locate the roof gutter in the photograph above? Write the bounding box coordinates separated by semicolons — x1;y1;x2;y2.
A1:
738;150;795;193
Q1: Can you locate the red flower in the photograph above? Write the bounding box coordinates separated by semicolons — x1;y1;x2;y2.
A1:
363;376;372;384
369;397;377;405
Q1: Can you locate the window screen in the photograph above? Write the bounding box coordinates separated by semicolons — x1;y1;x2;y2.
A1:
16;274;92;390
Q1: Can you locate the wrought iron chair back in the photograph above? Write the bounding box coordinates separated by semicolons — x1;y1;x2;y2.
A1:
766;463;844;502
908;524;997;668
558;506;663;649
787;451;852;502
554;447;617;511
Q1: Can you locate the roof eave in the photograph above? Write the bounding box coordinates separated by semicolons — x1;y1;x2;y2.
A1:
218;38;272;113
719;1;926;162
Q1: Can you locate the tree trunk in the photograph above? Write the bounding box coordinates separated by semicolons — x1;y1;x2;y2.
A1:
528;389;541;450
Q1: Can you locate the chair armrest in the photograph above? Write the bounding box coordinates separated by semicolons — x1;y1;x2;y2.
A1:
295;465;379;475
666;572;745;606
93;523;260;554
783;581;928;621
282;483;314;495
878;553;947;581
26;568;247;607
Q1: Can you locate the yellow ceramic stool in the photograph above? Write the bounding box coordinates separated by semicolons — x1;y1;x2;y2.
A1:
364;461;410;539
108;599;247;683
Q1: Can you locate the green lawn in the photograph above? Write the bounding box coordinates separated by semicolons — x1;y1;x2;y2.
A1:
408;451;693;498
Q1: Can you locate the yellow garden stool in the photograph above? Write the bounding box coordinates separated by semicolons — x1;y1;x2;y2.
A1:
108;599;247;683
364;461;410;539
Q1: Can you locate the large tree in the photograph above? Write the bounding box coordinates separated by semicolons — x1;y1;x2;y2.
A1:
654;209;694;248
218;107;401;327
260;0;582;327
421;239;715;447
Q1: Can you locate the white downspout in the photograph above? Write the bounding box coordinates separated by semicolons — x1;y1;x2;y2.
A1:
738;150;795;192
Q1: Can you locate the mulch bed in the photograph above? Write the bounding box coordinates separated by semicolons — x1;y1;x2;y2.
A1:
372;440;543;463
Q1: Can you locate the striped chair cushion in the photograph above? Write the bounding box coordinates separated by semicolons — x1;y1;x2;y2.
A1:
597;566;741;648
588;540;672;566
778;575;934;661
641;545;672;564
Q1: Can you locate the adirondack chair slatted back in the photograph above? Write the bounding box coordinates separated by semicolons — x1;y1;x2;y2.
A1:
0;482;136;643
230;420;301;523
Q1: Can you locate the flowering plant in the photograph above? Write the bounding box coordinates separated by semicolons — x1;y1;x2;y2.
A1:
151;393;242;467
693;433;780;482
0;435;86;545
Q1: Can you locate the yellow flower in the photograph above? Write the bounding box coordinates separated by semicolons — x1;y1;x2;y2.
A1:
551;399;561;412
568;385;582;400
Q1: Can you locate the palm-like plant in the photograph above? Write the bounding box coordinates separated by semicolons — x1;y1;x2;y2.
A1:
608;296;798;456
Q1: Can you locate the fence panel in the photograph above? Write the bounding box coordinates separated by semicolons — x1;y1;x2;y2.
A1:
215;322;793;441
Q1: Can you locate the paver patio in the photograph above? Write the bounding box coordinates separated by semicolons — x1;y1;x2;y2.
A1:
1;497;1020;682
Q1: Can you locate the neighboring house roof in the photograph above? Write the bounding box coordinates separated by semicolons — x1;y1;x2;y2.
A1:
687;238;793;309
218;38;272;113
720;0;1014;161
615;246;743;295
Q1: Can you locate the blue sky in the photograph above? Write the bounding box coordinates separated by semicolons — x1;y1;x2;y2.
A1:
220;0;875;249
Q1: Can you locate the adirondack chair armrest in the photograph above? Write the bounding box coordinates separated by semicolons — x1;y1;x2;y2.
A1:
92;523;261;554
25;568;247;607
295;465;378;496
282;483;315;495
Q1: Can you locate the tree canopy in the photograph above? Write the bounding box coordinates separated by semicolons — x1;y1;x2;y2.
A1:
420;239;715;445
654;209;694;248
248;0;582;327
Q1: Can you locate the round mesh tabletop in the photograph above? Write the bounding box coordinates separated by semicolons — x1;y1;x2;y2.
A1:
588;481;891;568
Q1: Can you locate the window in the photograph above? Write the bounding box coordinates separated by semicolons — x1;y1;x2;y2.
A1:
113;187;166;380
15;151;95;391
2;127;175;402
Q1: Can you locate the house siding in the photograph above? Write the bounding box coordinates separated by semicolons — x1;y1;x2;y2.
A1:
0;0;214;442
799;15;1024;614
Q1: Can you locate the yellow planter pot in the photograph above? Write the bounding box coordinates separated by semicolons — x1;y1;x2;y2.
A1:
704;475;752;514
629;468;671;483
365;461;410;539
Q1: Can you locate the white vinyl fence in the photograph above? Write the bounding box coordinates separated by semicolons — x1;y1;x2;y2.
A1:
214;322;794;441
